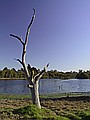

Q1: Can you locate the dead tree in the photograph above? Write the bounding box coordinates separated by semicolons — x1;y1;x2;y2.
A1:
10;9;49;109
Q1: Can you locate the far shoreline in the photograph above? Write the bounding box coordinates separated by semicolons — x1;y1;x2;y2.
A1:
0;78;26;80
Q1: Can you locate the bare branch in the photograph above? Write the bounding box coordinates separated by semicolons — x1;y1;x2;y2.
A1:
44;63;50;70
34;63;49;81
10;34;24;45
25;9;36;45
10;9;36;80
20;9;36;78
14;58;22;65
27;64;31;71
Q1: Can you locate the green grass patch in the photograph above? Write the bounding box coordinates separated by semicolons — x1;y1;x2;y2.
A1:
1;105;70;120
0;93;86;100
64;112;81;120
40;93;85;99
81;111;90;120
0;94;31;99
13;105;59;119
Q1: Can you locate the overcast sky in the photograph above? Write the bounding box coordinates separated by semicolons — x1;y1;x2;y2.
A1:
0;0;90;71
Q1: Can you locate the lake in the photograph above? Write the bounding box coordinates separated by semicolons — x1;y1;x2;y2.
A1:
0;79;90;94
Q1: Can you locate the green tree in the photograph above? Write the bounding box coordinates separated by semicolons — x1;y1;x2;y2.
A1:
10;68;17;78
75;70;89;79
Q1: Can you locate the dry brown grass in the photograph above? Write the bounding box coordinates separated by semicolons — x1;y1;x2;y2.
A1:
41;96;90;114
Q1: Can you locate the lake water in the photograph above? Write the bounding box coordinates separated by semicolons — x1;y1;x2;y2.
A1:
0;79;90;94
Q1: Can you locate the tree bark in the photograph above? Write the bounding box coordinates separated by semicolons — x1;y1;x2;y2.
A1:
30;80;41;108
27;64;49;108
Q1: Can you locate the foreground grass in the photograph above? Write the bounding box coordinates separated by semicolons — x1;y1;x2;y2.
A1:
0;105;69;120
0;94;90;120
1;104;90;120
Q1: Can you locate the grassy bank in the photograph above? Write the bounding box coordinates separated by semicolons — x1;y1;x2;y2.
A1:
0;92;88;99
0;94;90;119
0;94;31;99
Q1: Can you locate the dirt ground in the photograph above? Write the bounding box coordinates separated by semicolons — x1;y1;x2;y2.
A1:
41;96;90;113
0;96;90;112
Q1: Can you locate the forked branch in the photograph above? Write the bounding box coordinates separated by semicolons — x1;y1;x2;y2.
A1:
10;9;50;109
34;63;50;81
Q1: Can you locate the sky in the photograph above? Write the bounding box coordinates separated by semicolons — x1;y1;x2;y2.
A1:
0;0;90;71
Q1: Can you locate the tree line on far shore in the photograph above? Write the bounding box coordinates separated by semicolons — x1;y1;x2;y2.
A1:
0;67;90;80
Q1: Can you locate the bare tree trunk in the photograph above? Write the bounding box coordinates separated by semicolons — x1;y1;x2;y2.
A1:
27;64;49;108
30;80;41;108
10;9;49;109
